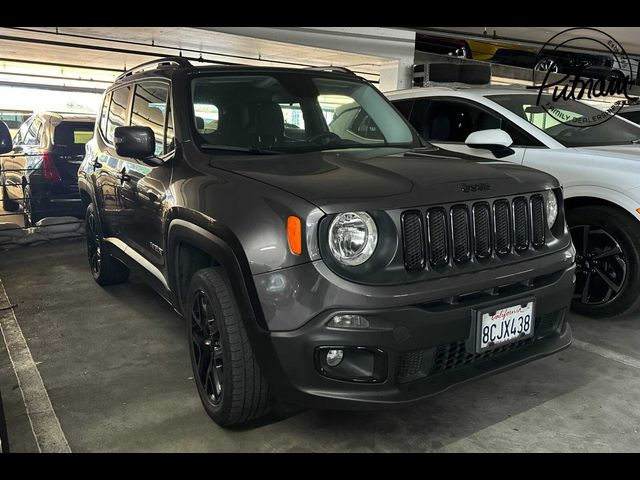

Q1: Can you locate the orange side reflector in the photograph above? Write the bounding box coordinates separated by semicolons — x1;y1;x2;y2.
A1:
287;216;302;255
637;208;640;214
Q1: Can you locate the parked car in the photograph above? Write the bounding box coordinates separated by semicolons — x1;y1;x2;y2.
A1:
0;110;32;138
489;47;639;81
387;86;640;318
43;57;576;427
415;34;472;59
0;112;95;226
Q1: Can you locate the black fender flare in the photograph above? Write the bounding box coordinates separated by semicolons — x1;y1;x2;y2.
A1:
166;218;298;399
166;218;268;331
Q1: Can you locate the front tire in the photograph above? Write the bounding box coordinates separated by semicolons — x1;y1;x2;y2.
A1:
85;203;129;286
186;267;272;426
568;205;640;318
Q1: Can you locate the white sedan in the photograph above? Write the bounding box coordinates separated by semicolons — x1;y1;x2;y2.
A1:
385;86;640;319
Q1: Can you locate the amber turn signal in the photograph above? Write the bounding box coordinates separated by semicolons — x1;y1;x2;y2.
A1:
287;216;302;255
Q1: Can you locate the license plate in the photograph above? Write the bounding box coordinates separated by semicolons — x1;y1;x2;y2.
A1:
477;300;534;352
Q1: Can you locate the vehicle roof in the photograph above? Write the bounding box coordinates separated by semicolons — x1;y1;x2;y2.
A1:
112;63;367;87
385;85;535;99
38;111;96;122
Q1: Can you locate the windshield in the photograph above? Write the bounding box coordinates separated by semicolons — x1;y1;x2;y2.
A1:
191;73;418;153
488;93;640;147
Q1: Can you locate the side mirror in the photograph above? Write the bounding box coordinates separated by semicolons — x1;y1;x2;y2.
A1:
114;126;161;165
0;121;12;155
465;129;515;159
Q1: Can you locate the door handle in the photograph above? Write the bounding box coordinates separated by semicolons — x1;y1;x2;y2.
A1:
92;158;102;169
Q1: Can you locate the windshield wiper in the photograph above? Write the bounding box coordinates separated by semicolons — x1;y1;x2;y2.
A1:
201;144;282;155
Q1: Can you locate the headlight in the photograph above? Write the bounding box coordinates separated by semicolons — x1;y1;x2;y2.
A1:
328;212;378;266
546;190;558;228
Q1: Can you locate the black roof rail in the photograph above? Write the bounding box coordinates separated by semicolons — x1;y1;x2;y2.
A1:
116;56;192;82
304;66;357;75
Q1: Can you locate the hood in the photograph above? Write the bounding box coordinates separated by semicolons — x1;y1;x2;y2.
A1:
575;144;640;162
210;146;558;213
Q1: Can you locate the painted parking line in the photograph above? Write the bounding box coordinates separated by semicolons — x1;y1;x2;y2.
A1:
572;338;640;370
0;280;70;453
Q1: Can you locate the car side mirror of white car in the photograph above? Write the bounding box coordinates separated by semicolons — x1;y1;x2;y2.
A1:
465;129;515;159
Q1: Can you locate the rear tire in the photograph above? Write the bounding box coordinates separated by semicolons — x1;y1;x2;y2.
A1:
1;184;19;212
186;267;272;427
567;205;640;318
85;203;129;286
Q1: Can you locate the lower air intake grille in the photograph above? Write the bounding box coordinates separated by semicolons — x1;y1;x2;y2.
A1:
431;337;534;373
397;350;426;381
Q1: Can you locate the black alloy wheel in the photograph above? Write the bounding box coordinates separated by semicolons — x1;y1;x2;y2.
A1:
190;290;224;405
84;203;129;286
571;224;627;306
567;205;640;318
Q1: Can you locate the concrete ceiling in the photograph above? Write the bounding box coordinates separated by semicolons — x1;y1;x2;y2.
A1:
413;27;640;56
0;27;394;94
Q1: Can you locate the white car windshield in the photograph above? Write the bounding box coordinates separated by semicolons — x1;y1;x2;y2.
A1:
488;93;640;147
191;73;419;154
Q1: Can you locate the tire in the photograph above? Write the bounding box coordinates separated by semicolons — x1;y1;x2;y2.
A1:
567;205;640;318
1;184;19;212
22;185;35;227
186;267;272;427
85;203;129;286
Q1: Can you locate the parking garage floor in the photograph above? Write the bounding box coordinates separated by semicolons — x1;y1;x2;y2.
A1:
1;240;639;452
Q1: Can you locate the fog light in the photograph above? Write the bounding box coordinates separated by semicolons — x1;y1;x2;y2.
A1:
326;349;344;367
327;314;369;329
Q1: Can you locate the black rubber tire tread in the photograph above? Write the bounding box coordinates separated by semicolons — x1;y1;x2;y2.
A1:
1;184;19;212
567;205;640;318
188;267;272;426
86;203;129;286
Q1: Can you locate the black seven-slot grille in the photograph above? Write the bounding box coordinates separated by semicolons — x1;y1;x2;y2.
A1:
401;194;546;271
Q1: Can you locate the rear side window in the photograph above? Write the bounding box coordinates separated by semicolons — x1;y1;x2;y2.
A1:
106;86;131;144
24;118;42;146
347;108;384;141
99;91;111;138
621;111;640;125
130;81;170;155
53;122;95;151
392;99;414;119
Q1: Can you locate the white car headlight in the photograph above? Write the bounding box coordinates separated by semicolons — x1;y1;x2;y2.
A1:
546;190;558;229
328;212;378;266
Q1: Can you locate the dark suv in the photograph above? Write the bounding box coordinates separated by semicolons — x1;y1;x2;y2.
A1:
1;112;95;225
74;57;575;426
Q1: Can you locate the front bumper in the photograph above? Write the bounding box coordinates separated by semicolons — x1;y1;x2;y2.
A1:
250;248;575;409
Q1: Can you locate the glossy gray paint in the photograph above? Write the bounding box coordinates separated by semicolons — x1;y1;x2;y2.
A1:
256;246;576;331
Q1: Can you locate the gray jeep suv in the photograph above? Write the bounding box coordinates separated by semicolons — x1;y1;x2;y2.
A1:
74;57;575;426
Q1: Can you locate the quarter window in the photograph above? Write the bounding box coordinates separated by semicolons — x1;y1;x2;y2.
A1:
99;91;112;138
106;86;131;144
24;118;42;146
